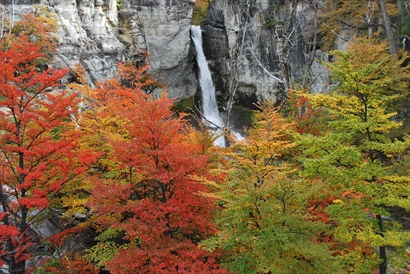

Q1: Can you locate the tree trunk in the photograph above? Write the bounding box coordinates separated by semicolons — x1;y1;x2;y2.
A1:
376;0;397;55
397;0;402;45
10;259;25;274
377;214;387;274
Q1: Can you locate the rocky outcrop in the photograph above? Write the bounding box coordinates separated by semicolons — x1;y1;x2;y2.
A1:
5;0;197;98
201;0;331;104
52;0;125;83
118;0;197;98
4;0;332;103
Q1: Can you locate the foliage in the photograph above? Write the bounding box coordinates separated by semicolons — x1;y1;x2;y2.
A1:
77;64;226;273
1;8;58;59
297;39;410;272
117;0;126;9
284;89;323;135
318;0;401;49
263;14;277;29
400;3;410;36
1;6;409;273
33;254;98;274
173;96;195;113
202;104;337;273
192;0;212;25
0;37;97;272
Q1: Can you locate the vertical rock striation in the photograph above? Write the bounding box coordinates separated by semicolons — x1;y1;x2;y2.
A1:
202;0;331;104
4;0;197;98
4;0;332;103
119;0;197;98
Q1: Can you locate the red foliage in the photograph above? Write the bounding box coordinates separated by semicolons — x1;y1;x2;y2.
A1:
307;194;335;224
48;227;84;247
87;68;226;272
287;90;321;135
0;37;97;272
107;242;225;274
56;256;98;274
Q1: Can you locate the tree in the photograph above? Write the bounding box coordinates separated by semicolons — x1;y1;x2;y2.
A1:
376;0;398;54
80;65;226;273
202;104;337;273
1;6;58;56
0;37;97;273
298;39;410;273
319;0;402;50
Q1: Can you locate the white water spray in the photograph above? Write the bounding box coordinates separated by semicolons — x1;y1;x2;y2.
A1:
191;25;226;147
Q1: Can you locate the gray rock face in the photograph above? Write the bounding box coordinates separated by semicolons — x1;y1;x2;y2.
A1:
5;0;331;103
119;0;197;98
202;0;331;104
4;0;197;98
51;0;125;83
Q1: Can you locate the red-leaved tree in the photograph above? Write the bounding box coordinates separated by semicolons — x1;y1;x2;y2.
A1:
0;37;97;273
83;65;226;273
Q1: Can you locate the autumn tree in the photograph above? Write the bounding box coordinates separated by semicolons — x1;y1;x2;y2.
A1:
202;104;337;273
298;39;410;273
0;37;97;273
76;65;226;273
1;6;58;56
319;0;403;52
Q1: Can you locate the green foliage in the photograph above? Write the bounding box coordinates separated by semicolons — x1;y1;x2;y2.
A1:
297;39;410;272
117;0;125;9
95;228;123;242
263;14;277;29
85;228;124;269
399;0;410;36
192;0;211;25
202;105;338;273
401;14;410;36
85;241;120;269
173;96;195;113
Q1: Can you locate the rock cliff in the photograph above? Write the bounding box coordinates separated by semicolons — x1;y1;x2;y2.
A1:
4;0;331;103
201;0;331;106
5;0;197;98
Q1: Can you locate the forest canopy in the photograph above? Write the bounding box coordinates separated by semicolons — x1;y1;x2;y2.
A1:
0;1;409;274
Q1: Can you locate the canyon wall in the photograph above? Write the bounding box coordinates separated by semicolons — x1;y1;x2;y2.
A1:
5;0;197;98
3;0;332;104
201;0;331;106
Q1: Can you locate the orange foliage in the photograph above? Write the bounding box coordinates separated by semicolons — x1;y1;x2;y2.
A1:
82;64;226;272
0;37;97;271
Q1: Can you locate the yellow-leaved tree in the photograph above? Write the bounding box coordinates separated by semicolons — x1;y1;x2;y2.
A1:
297;38;410;273
201;103;338;273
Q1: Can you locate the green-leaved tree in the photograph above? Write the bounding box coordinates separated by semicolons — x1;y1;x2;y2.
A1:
298;39;410;274
202;104;337;273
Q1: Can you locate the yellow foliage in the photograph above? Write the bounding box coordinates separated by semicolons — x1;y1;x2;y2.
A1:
319;0;401;48
333;199;345;205
192;0;212;25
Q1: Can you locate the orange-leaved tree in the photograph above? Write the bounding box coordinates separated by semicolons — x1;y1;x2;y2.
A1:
0;37;97;273
78;64;226;273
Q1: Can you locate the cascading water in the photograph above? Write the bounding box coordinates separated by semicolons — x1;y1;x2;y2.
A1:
191;25;226;147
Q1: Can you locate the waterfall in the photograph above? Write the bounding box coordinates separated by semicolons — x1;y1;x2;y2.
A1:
191;25;226;147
